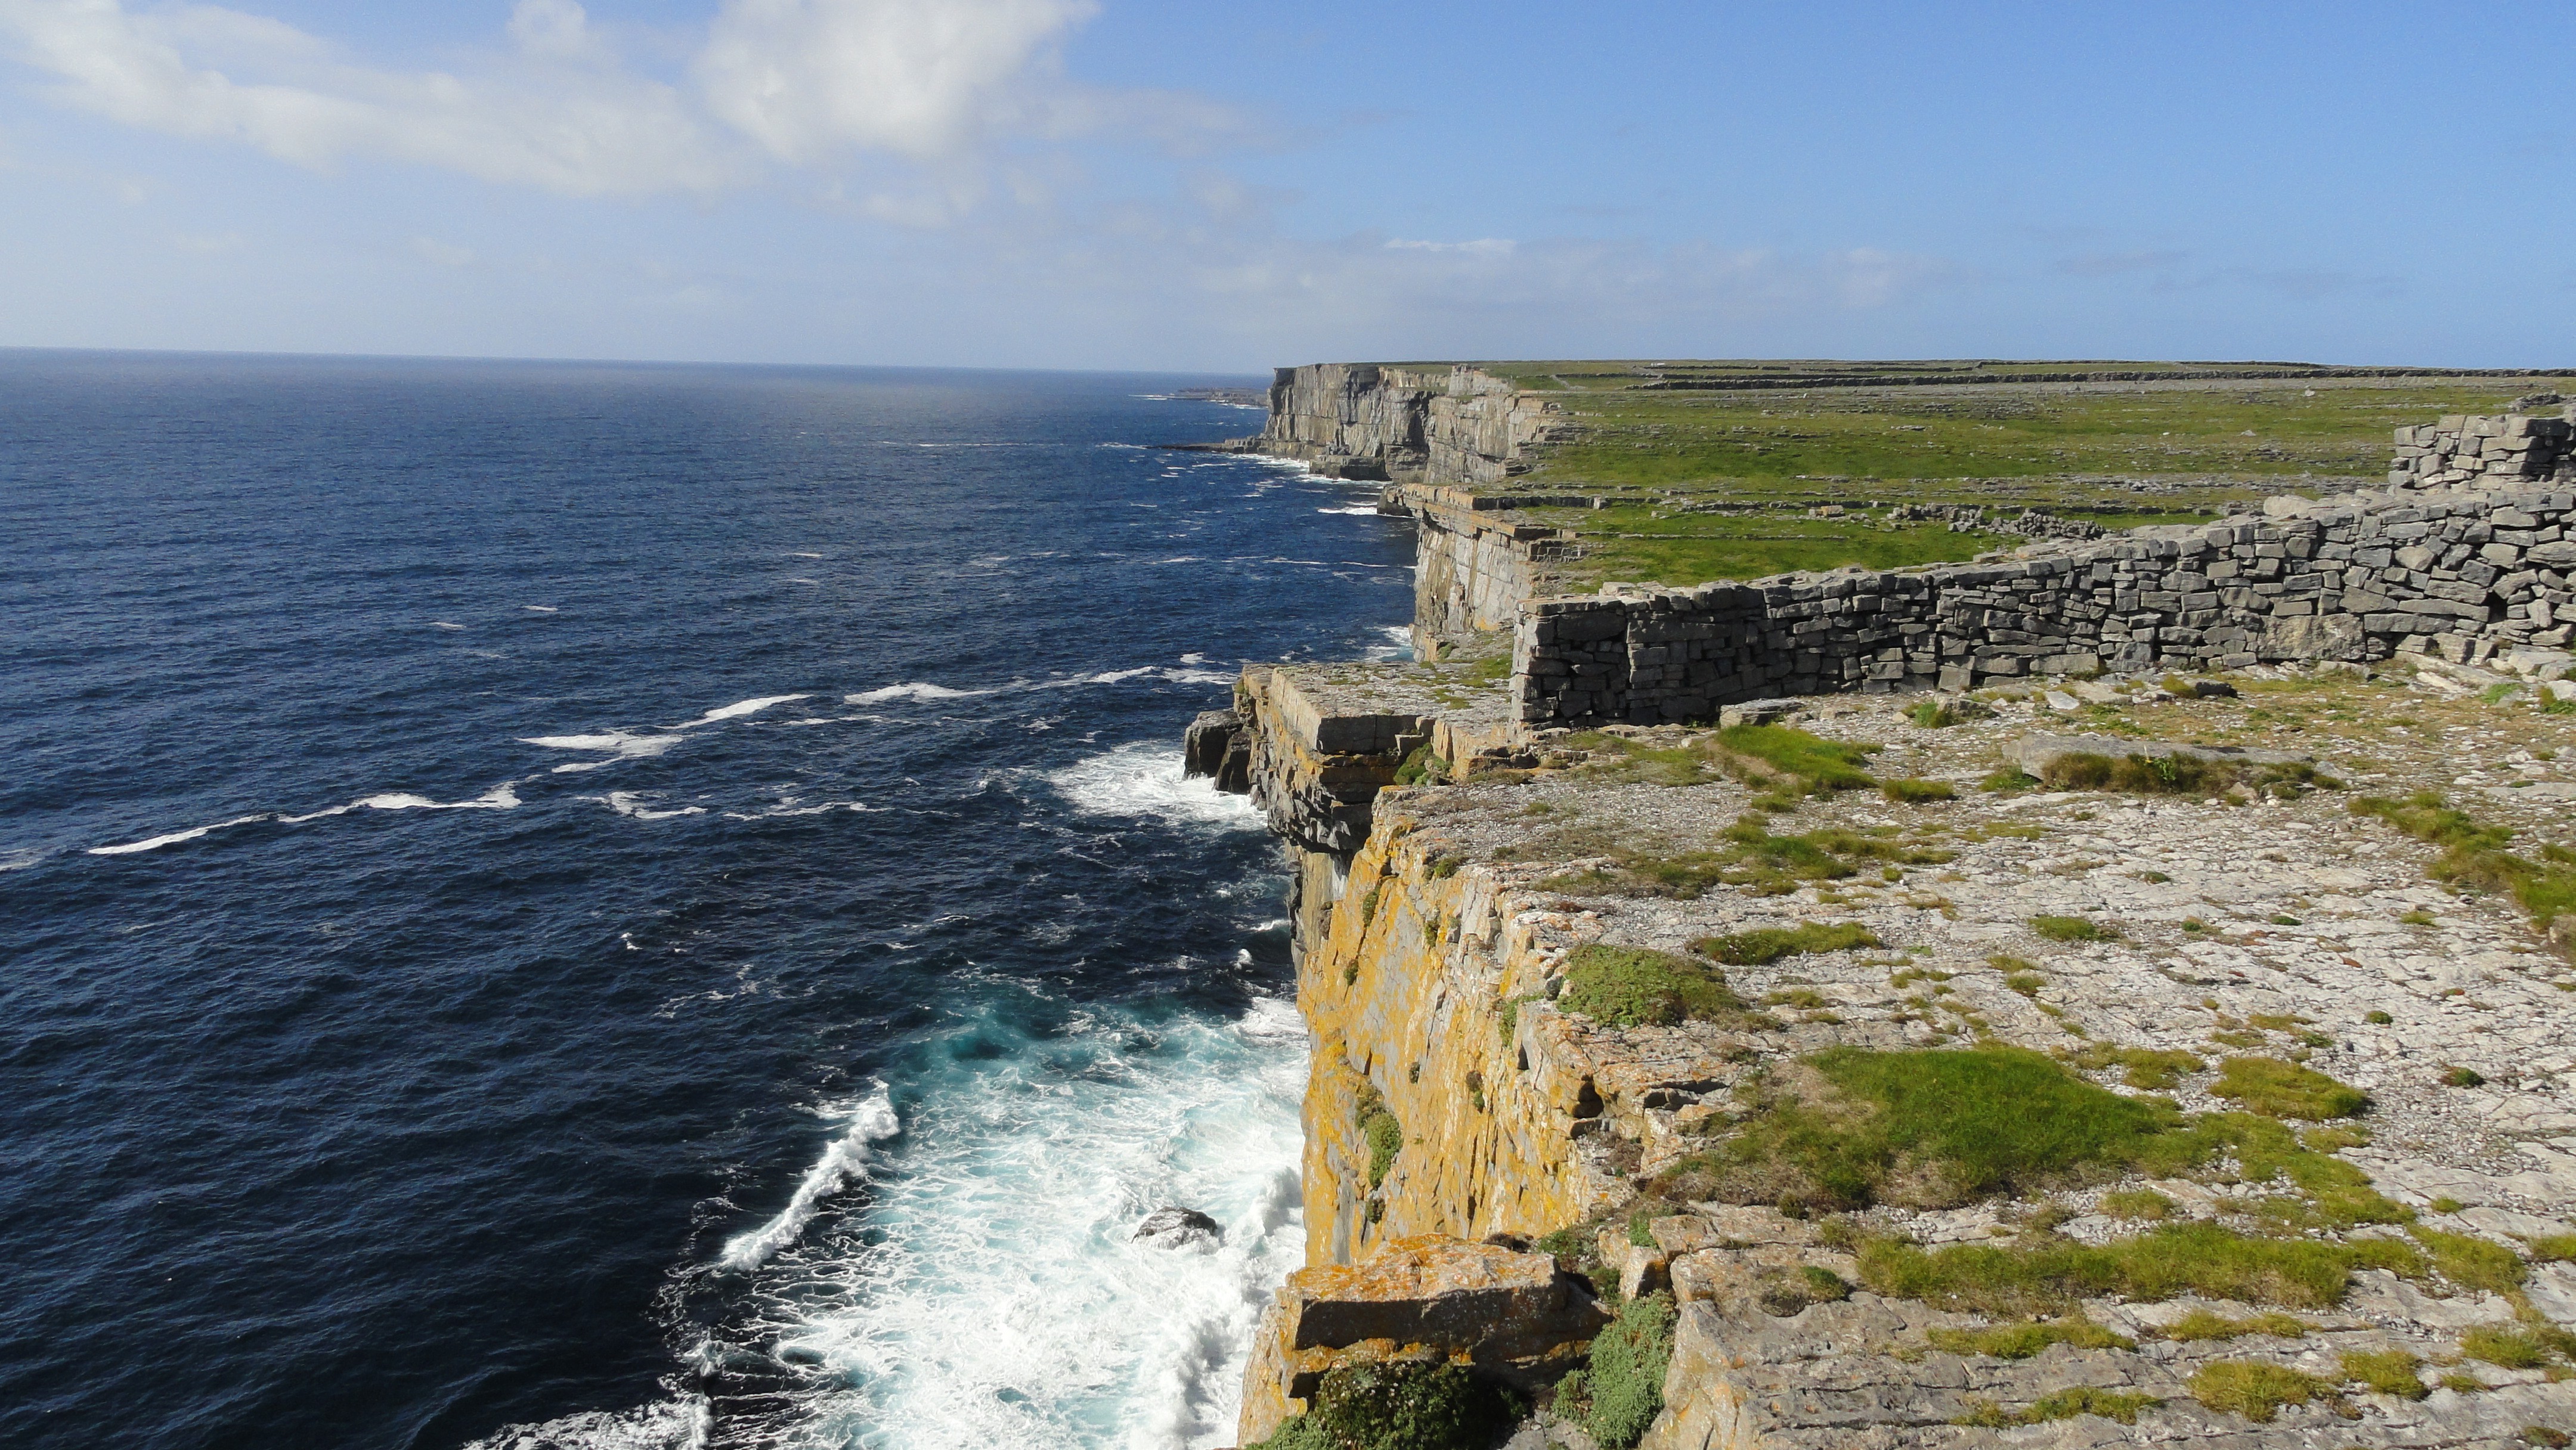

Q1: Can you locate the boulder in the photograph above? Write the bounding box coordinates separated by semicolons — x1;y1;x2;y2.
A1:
1132;1207;1222;1249
1718;698;1804;728
1182;708;1251;793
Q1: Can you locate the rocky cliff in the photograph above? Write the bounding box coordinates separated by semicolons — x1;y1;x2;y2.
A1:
1194;402;2576;1450
1259;364;1574;487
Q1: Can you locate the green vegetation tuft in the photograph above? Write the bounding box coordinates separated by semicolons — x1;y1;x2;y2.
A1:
1952;1386;2162;1427
1391;745;1448;788
1714;724;1878;793
2041;750;2330;800
2353;792;2576;945
2210;1057;2370;1120
2064;1043;2205;1090
2462;1324;2557;1370
2100;1188;2178;1221
1249;1358;1521;1450
1655;1046;2177;1212
1881;777;1956;804
2340;1348;2429;1400
2159;1309;2310;1341
2189;1361;2332;1423
1556;1291;1675;1450
1860;1221;2420;1316
1557;944;1770;1030
2031;914;2119;943
1694;921;1883;966
1927;1315;2132;1359
2410;1228;2527;1293
2444;1065;2490;1088
1355;1085;1402;1191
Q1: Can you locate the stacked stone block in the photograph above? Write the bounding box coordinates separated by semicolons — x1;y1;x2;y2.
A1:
1515;485;2576;727
2391;412;2575;488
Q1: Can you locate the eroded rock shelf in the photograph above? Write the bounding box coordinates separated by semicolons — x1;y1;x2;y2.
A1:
1194;375;2576;1450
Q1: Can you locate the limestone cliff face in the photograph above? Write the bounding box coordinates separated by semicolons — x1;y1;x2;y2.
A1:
1261;364;1571;486
1293;818;1618;1269
1398;487;1579;646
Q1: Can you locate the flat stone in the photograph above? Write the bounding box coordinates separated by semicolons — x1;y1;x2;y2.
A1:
1719;698;1805;728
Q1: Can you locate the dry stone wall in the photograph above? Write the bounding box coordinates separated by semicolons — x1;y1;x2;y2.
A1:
2392;410;2576;488
1516;484;2576;726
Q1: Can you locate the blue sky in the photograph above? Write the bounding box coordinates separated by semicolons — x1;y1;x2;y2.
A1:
0;1;2566;371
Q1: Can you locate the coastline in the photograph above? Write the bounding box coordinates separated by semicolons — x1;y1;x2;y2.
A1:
1197;364;2576;1448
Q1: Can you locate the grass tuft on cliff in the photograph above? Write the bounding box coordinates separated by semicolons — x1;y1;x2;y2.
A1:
1556;944;1774;1031
1657;1046;2178;1211
1553;1290;1674;1450
1354;1083;1402;1191
1655;1046;2411;1226
1862;1222;2422;1316
1714;724;1877;794
2210;1056;2370;1120
1693;921;1881;966
1249;1358;1522;1450
2040;751;2331;800
2352;791;2576;946
2187;1360;2333;1423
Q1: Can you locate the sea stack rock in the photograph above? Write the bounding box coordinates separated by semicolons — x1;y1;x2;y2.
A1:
1132;1207;1222;1249
1182;708;1251;792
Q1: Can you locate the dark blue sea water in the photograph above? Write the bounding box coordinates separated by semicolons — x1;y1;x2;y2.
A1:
0;353;1413;1450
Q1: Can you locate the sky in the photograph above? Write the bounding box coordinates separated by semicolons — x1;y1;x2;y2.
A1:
0;0;2568;373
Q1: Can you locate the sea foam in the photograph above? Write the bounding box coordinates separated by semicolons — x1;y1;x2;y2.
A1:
717;997;1306;1448
718;1086;902;1271
1048;744;1259;829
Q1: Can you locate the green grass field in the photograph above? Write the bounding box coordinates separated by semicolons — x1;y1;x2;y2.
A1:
1422;360;2574;590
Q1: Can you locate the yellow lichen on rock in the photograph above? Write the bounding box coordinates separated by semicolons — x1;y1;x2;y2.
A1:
1297;819;1618;1267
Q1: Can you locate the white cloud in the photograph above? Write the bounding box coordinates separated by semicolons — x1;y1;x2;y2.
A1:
1385;237;1515;256
696;0;1093;163
0;0;1210;203
0;0;741;194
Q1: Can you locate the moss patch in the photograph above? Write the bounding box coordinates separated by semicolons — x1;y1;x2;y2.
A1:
2411;1228;2528;1294
1657;1046;2179;1211
1955;1386;2163;1427
1927;1315;2132;1359
2354;792;2576;944
1693;921;1883;966
2159;1309;2310;1341
1714;724;1878;793
2041;750;2331;800
1250;1358;1522;1450
2212;1057;2370;1120
2340;1348;2429;1400
1558;944;1772;1030
1555;1291;1674;1450
2189;1360;2333;1423
2064;1043;2205;1090
1860;1222;2419;1316
2030;914;2119;943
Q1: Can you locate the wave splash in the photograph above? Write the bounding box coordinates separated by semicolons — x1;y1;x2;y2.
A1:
719;1086;902;1271
1047;743;1259;829
711;996;1307;1449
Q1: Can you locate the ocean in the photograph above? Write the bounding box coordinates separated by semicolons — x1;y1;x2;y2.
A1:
0;352;1412;1449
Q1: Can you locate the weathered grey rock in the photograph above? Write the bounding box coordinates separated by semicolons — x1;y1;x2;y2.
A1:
1718;699;1804;728
1133;1206;1222;1248
1183;708;1251;794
